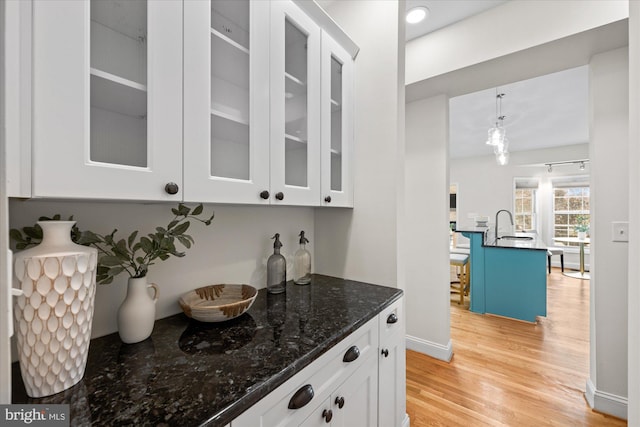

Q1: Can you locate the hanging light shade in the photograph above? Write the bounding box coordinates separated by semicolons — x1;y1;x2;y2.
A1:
486;91;506;147
496;151;509;166
485;90;509;165
493;137;509;155
486;124;506;146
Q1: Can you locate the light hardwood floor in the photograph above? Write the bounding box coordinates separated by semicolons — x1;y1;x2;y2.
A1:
406;268;627;426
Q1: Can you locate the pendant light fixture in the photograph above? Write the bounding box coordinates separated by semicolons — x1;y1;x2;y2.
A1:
486;89;510;165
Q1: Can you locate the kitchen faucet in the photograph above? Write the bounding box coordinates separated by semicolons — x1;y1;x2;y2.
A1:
495;209;514;240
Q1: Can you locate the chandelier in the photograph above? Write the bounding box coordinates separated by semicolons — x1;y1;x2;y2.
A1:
486;90;509;165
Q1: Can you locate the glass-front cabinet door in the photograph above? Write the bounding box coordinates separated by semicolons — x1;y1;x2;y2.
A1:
270;1;321;206
183;0;270;204
321;32;353;207
32;0;183;200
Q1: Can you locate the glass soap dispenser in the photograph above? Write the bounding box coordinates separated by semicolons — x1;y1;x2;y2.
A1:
267;233;286;294
293;231;311;285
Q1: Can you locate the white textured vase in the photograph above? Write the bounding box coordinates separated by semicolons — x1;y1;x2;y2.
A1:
117;277;159;344
578;231;587;240
13;221;98;398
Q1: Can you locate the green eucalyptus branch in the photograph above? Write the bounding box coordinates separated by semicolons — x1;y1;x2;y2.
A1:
10;203;215;285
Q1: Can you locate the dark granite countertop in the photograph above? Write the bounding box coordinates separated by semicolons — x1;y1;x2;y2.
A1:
457;225;547;251
12;274;402;426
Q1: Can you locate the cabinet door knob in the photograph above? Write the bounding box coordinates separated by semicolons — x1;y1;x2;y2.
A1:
260;190;270;199
387;313;398;324
324;196;332;203
343;345;360;363
164;182;179;195
275;192;284;201
288;384;314;409
381;348;389;358
335;396;345;409
322;409;333;423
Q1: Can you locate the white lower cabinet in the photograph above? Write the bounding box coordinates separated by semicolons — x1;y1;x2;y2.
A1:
378;298;406;427
231;297;405;427
299;354;378;426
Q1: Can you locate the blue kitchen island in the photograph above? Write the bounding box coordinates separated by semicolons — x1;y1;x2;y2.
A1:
459;227;548;322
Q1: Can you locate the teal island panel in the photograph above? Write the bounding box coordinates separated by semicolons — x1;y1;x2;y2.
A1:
484;247;546;322
462;231;547;322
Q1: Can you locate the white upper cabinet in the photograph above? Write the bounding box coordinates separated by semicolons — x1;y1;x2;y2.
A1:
26;0;356;206
183;0;271;204
32;0;183;201
321;32;353;207
269;1;321;206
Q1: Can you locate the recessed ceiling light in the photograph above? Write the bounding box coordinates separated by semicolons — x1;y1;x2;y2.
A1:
406;6;429;24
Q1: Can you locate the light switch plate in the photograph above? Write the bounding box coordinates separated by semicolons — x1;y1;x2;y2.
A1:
612;221;629;242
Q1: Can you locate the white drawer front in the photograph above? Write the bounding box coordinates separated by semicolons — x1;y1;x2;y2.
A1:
232;316;378;427
379;298;404;344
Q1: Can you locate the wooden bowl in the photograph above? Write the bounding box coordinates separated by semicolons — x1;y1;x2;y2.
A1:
179;284;257;322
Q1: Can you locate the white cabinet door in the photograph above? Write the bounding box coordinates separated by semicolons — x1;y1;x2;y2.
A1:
320;32;353;207
331;354;378;427
299;355;378;427
269;0;321;206
378;298;406;427
299;398;331;427
183;0;271;204
32;0;183;201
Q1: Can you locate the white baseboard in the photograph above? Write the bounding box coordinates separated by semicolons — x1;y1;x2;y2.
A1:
402;413;410;427
405;335;452;362
586;379;628;420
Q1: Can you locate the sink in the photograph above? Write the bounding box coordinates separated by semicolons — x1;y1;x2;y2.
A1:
498;235;534;241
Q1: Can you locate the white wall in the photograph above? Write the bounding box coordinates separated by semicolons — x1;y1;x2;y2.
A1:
406;0;628;85
586;47;629;418
314;0;404;288
9;200;314;339
451;144;591;271
404;95;451;360
627;3;640;425
405;0;631;419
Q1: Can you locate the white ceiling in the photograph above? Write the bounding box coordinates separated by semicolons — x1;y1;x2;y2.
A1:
448;66;589;159
405;0;507;41
402;1;589;159
319;1;591;160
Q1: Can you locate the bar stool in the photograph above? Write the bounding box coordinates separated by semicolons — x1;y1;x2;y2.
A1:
547;248;564;274
450;253;469;305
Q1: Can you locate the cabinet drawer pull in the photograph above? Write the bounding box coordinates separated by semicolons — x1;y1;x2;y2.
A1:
260;190;270;199
387;313;398;324
324;196;332;203
381;348;389;358
322;409;333;423
275;192;284;201
288;384;314;409
343;345;360;363
164;182;179;195
335;396;345;409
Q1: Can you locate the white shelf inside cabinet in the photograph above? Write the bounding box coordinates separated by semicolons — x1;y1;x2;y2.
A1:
90;68;146;117
285;72;306;97
211;34;249;91
285;133;307;144
211;28;250;55
211;108;249;126
330;98;341;112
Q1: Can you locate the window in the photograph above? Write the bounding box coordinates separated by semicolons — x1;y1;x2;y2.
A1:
514;178;538;232
552;176;590;246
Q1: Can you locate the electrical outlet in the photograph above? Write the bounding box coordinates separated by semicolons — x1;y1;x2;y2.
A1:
612;221;629;242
